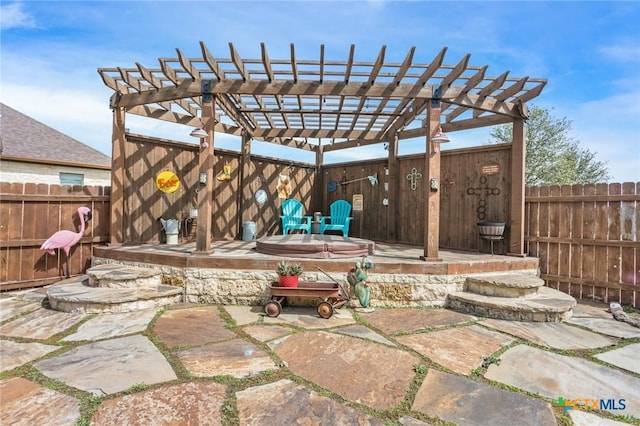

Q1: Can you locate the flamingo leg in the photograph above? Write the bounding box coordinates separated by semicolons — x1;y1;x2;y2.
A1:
65;254;70;279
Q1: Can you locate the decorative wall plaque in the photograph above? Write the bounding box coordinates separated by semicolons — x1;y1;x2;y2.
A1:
481;164;501;175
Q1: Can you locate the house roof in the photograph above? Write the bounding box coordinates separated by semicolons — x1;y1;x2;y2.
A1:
0;103;111;168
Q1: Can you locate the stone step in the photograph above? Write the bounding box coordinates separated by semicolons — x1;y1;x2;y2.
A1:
446;286;576;322
47;277;183;314
465;274;544;298
87;264;162;290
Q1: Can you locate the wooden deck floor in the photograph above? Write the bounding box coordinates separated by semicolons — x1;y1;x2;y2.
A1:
94;239;538;276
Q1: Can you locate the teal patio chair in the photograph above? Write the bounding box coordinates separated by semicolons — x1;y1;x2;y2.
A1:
320;200;352;237
280;199;312;234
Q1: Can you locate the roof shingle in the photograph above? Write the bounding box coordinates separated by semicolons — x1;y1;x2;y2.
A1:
0;103;111;167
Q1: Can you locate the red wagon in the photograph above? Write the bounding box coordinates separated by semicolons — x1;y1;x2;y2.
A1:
264;281;349;319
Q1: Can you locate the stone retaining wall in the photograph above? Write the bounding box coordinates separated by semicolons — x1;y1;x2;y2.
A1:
91;257;538;308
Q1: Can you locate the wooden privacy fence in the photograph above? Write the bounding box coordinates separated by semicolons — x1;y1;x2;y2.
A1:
525;183;639;308
0;183;110;290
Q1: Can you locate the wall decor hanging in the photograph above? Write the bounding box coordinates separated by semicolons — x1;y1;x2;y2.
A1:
277;174;292;199
216;162;232;181
156;171;180;193
327;180;338;193
466;175;501;221
406;168;422;191
255;189;267;204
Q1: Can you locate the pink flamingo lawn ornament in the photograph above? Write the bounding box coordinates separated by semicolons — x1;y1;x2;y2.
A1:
41;206;92;278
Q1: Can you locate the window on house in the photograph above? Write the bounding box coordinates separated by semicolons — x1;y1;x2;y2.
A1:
59;172;84;186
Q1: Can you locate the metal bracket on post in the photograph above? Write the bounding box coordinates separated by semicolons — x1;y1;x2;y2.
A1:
202;79;213;103
431;85;442;108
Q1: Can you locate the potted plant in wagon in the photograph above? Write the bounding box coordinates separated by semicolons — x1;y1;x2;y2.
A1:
276;260;304;288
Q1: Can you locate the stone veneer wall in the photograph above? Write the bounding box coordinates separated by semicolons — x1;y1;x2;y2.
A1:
91;257;538;308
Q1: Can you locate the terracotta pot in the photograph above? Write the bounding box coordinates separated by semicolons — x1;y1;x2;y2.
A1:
278;275;299;288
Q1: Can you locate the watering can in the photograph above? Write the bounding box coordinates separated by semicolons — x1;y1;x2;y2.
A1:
160;218;181;245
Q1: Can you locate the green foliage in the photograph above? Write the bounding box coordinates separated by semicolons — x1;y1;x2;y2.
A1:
489;105;610;185
276;261;304;276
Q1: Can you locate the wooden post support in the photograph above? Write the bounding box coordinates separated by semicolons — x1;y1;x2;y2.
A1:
421;103;442;261
195;96;216;253
238;131;252;235
386;134;399;242
109;106;126;245
509;117;526;256
314;145;324;214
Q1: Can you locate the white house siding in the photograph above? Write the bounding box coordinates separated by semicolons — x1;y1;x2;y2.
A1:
0;160;111;186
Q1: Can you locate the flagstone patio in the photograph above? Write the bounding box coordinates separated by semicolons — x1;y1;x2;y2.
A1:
1;287;637;425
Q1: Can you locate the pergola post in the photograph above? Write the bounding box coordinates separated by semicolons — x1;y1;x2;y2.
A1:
509;117;526;256
421;102;443;261
386;134;399;242
109;106;126;245
238;131;252;233
314;145;324;214
195;94;216;253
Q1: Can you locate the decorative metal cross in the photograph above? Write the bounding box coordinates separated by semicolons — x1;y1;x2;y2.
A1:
466;176;501;221
406;168;423;191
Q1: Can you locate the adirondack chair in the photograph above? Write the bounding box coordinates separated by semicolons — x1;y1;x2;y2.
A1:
320;200;352;237
280;199;312;234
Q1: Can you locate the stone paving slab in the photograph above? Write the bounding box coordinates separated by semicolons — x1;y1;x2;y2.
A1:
154;305;235;347
0;340;60;372
333;324;397;346
177;338;278;378
62;308;158;341
236;379;385;425
595;343;640;374
34;334;177;396
412;369;556;425
398;416;434;425
0;308;85;340
0;377;80;426
242;324;294;342
485;344;640;417
566;316;640;339
223;304;265;325
0;298;42;322
362;308;475;335
262;306;356;328
396;325;513;375
482;318;618;349
569;409;630;426
269;330;419;410
91;382;226;425
572;301;616;318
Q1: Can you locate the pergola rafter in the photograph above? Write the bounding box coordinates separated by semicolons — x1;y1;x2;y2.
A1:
100;42;545;149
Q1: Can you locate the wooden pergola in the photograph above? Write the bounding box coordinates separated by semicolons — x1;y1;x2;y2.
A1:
99;42;546;259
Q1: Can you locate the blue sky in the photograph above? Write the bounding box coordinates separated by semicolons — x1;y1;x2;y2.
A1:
1;1;639;182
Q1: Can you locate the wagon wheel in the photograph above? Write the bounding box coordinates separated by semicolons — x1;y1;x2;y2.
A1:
317;301;334;319
264;300;282;317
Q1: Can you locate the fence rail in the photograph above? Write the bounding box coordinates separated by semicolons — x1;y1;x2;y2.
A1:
0;182;110;290
525;182;639;307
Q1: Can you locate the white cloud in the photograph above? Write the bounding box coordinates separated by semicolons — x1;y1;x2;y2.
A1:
0;2;36;29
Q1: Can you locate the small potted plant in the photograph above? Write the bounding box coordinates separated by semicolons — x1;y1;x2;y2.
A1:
276;260;304;287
